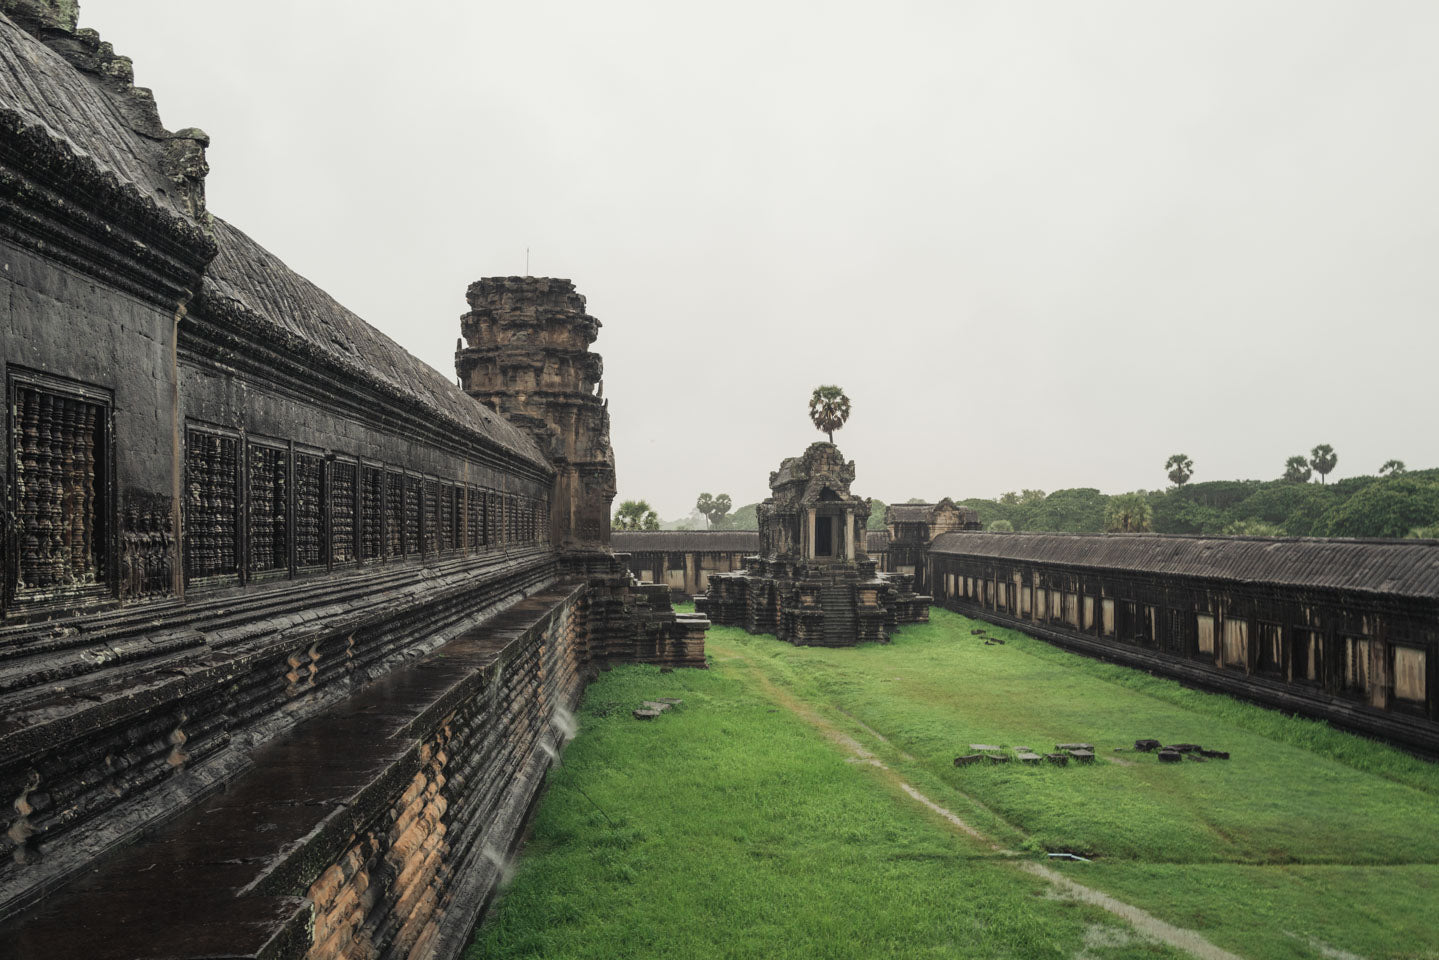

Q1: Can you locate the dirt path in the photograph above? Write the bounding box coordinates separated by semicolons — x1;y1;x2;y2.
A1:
716;640;1248;960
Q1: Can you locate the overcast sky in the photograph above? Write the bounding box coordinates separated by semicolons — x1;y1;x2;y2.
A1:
82;1;1439;519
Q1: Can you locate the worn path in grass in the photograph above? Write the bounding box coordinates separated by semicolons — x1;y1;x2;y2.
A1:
705;610;1439;960
468;639;1192;960
718;639;1243;960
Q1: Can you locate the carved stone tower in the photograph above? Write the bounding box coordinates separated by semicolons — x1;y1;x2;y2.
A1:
457;277;616;552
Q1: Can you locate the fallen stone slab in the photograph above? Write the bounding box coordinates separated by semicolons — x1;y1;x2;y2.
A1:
986;753;1011;764
970;744;1003;751
1056;743;1094;752
971;629;986;635
1184;753;1208;762
654;698;684;705
641;701;672;712
1044;753;1069;766
1199;748;1229;759
953;754;985;766
1157;750;1182;763
1134;739;1161;752
1017;752;1042;764
1166;743;1202;753
1067;749;1095;763
1014;746;1033;753
633;709;661;720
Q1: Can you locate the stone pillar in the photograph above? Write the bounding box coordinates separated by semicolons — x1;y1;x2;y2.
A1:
685;552;698;595
806;508;816;559
844;509;854;561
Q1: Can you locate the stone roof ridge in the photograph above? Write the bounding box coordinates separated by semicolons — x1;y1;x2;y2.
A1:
928;530;1439;599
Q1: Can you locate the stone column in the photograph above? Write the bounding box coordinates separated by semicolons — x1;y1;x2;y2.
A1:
844;508;854;560
807;507;816;559
685;552;698;594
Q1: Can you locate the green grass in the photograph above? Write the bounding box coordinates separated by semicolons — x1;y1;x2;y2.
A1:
470;609;1439;960
468;650;1185;959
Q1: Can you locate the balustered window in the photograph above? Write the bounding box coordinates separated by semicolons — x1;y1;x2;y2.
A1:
247;442;289;575
331;460;356;564
295;452;324;569
185;428;239;582
384;471;403;557
439;483;455;552
404;475;421;555
361;466;382;561
467;487;484;551
422;479;440;554
10;378;110;597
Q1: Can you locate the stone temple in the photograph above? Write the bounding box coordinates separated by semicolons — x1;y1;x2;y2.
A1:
698;442;926;645
1;1;1438;958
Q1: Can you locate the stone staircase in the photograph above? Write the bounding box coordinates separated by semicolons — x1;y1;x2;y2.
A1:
820;582;857;647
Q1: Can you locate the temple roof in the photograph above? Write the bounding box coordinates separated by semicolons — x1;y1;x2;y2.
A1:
864;530;891;551
929;531;1439;600
0;12;195;225
203;218;547;466
887;503;936;522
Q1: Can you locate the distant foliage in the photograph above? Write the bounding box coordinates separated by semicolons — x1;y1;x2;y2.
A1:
1105;492;1153;533
945;468;1439;540
1309;444;1338;484
1408;524;1439;539
808;385;851;442
986;519;1014;532
866;498;888;531
1222;518;1286;537
613;499;660;531
1317;475;1439;538
1164;453;1194;488
727;502;760;530
1380;459;1407;477
1282;455;1313;483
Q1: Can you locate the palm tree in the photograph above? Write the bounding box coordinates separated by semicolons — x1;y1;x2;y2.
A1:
808;385;851;442
613;499;660;531
1104;492;1153;533
1164;453;1193;488
1309;444;1338;484
1379;459;1407;477
1282;455;1312;483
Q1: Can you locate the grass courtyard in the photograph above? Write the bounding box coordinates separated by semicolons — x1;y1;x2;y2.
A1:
468;609;1439;960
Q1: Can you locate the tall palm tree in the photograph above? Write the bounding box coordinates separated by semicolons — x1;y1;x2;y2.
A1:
1164;453;1193;487
808;385;851;442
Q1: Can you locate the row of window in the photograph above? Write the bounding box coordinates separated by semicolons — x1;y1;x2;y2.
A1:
184;427;548;584
937;565;1430;713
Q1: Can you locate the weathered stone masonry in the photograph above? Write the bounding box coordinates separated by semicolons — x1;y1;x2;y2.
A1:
0;4;706;957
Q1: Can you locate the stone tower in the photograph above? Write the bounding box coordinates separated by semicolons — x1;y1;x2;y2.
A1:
457;277;615;552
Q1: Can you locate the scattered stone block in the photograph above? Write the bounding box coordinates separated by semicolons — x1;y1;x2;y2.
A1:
1199;748;1229;759
1067;749;1095;763
1017;752;1042;764
654;697;684;706
1044;753;1069;766
1014;746;1032;753
1055;743;1094;752
1157;750;1182;763
633;709;660;720
1166;743;1201;753
986;753;1011;764
969;744;1003;752
1184;753;1207;762
953;754;984;766
971;629;985;635
1134;739;1161;752
641;701;671;712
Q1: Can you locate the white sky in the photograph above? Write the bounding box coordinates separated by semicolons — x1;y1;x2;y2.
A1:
80;1;1439;519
